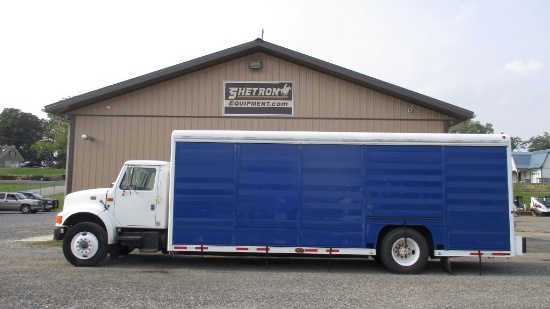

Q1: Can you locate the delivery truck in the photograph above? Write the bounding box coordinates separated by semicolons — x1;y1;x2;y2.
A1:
54;130;524;274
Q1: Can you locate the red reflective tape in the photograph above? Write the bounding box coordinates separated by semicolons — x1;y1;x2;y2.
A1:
174;246;187;250
195;246;208;250
236;247;249;251
492;253;508;256
326;249;340;253
256;247;270;251
304;249;318;253
470;252;483;256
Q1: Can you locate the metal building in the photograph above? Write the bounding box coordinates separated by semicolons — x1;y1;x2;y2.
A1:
44;39;474;193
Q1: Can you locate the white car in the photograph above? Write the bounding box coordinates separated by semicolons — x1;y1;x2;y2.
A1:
531;196;550;216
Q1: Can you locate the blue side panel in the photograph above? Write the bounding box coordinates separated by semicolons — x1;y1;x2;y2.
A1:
364;146;445;218
170;141;510;252
364;146;446;247
445;146;510;250
301;145;364;247
172;142;236;245
235;144;301;245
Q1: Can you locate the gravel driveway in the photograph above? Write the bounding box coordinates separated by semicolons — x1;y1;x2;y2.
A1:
0;212;549;308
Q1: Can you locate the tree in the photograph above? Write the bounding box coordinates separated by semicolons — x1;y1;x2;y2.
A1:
0;108;45;161
510;136;526;151
449;119;494;134
524;132;550;152
32;115;68;168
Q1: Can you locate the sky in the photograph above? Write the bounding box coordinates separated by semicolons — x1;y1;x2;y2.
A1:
0;0;548;140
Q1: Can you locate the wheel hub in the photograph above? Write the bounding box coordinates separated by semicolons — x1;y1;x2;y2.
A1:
78;239;90;250
71;231;99;259
395;243;412;258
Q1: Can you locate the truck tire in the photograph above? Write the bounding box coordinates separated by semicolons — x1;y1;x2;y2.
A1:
379;228;429;274
20;205;31;214
62;222;108;266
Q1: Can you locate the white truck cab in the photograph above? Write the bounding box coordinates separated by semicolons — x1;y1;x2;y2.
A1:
54;160;170;266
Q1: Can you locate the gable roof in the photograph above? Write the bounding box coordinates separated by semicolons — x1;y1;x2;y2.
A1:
44;38;474;120
0;146;21;160
512;149;550;169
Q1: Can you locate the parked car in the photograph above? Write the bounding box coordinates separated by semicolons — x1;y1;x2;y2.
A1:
531;196;550;216
17;192;58;211
21;161;39;167
0;192;44;214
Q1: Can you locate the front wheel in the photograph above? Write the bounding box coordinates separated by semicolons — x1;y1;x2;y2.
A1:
62;222;108;266
379;228;429;274
20;205;31;214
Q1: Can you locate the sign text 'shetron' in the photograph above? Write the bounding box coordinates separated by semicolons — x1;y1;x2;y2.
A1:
223;81;294;116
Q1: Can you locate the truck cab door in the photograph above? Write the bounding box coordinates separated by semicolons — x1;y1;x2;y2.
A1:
113;166;160;227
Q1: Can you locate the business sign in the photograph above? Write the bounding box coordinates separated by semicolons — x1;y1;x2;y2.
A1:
223;81;294;116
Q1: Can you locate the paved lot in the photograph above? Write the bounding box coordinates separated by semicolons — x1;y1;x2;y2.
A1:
0;212;549;308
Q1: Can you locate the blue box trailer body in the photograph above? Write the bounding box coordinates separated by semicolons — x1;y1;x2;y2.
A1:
170;137;511;253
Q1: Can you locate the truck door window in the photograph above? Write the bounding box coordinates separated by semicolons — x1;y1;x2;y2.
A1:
0;193;5;199
119;167;156;191
6;194;16;200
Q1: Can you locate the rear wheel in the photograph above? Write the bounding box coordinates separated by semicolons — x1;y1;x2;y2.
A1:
62;222;108;266
379;228;429;274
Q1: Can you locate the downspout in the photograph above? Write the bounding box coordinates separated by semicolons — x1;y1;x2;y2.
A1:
65;114;76;194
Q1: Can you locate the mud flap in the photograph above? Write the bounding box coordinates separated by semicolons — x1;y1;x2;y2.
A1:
440;257;454;275
109;244;120;259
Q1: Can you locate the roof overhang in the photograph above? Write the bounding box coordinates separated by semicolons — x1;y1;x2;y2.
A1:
44;39;474;120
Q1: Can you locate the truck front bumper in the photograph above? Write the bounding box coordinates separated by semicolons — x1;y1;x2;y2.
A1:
53;227;65;241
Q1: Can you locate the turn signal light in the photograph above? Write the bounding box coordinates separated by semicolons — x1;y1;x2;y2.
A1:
55;215;62;224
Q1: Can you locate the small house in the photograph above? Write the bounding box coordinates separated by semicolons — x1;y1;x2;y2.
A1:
512;149;550;183
0;146;24;167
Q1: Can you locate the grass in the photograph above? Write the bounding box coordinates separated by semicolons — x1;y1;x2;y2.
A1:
0;182;64;193
513;183;550;210
48;192;65;211
29;240;62;247
0;167;65;177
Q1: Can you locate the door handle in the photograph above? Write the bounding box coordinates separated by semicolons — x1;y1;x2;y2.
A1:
151;204;155;210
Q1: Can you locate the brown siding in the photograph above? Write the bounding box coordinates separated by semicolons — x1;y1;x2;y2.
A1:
69;53;453;191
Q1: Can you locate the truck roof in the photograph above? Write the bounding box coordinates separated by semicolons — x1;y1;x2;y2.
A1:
125;160;170;166
172;130;510;146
